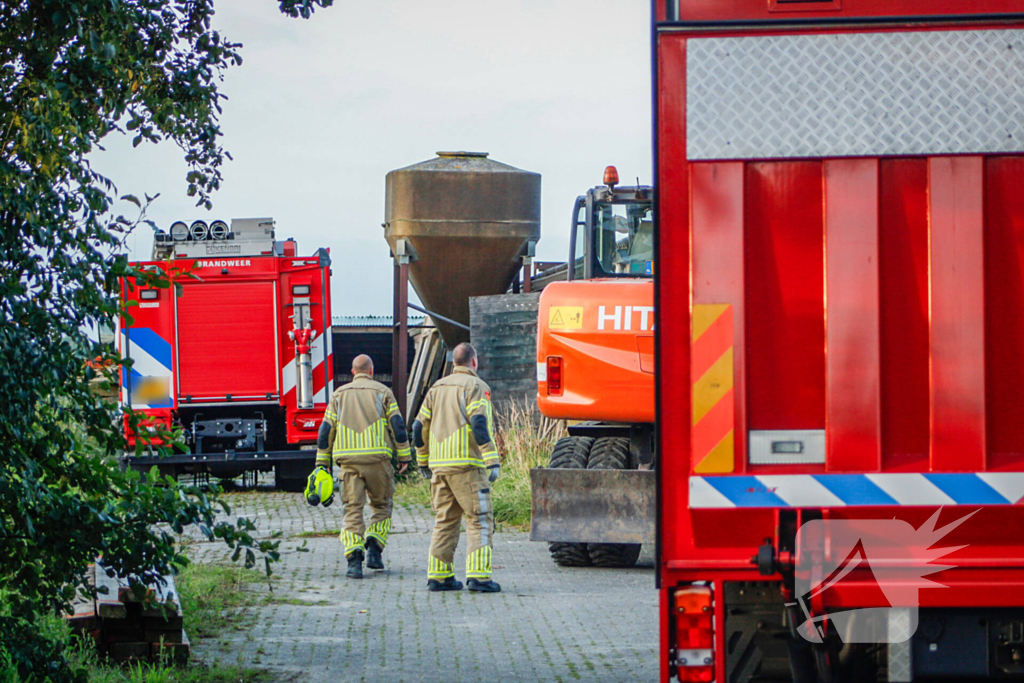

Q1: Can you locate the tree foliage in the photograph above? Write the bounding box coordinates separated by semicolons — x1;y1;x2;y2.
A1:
0;0;331;679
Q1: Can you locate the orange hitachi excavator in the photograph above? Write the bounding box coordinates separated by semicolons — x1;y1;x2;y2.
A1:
531;167;655;568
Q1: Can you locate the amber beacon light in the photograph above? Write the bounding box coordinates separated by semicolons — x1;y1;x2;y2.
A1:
603;165;619;188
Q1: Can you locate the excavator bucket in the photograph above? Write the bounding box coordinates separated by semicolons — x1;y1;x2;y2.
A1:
529;468;656;545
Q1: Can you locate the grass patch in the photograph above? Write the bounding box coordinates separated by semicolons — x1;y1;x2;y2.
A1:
1;564;270;683
70;655;271;683
266;597;331;607
394;474;431;510
393;401;566;531
291;529;340;538
176;562;267;639
491;402;566;530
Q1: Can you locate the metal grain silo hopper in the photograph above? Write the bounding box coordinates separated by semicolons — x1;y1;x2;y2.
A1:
385;152;542;347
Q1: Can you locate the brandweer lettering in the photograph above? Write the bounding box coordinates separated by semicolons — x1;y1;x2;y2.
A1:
196;259;252;268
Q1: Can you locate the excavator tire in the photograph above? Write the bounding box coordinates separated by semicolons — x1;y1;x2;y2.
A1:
586;436;643;568
547;436;595;567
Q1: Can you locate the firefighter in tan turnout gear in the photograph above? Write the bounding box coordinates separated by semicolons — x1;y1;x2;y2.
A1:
317;354;412;579
412;342;502;593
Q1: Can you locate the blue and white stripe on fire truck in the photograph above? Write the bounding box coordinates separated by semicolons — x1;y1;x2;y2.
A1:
120;327;174;409
690;473;1024;508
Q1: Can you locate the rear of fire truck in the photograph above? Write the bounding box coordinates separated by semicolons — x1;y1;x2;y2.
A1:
655;2;1024;681
119;218;332;490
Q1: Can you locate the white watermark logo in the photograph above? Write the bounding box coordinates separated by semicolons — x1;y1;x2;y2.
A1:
792;509;977;644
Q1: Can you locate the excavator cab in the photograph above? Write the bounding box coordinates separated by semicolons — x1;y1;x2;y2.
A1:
568;180;654;281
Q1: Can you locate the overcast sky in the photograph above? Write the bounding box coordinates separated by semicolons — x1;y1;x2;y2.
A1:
92;0;653;316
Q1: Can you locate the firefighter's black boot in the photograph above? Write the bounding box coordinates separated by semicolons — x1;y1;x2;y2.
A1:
365;538;384;570
426;577;463;592
467;579;501;593
346;550;364;579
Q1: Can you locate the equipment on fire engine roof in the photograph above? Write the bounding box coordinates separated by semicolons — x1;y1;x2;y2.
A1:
170;221;189;241
189;220;209;241
209;220;229;240
304;466;335;507
152;217;280;260
384;151;541;348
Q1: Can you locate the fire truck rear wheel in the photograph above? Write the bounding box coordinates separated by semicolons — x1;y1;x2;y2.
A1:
547;436;595;567
586;436;642;568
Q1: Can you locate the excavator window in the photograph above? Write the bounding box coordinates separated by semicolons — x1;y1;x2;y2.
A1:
592;201;654;278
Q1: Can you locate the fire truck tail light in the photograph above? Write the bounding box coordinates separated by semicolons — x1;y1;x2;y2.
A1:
292;285;310;296
674;586;714;681
678;667;714;683
546;356;563;396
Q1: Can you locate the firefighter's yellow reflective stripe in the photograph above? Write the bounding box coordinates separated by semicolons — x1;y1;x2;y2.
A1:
428;555;454;579
416;448;430;466
366;518;392;548
428;458;487;468
428;425;487;468
486;399;495;442
480;448;499;468
333;418;391;458
334;447;392;457
466;547;492;579
385;402;400;418
315;452;332;467
417;407;431;420
340;530;365;556
467;397;496;442
396;446;413;462
324;409;338;422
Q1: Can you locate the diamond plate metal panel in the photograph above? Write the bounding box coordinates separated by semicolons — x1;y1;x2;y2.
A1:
687;30;1024;160
887;608;914;683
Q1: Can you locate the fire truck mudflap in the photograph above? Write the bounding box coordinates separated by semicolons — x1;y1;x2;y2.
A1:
655;2;1024;682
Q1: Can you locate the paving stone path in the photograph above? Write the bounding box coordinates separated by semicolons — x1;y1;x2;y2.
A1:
188;487;659;682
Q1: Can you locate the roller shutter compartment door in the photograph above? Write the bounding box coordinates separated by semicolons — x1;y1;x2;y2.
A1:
176;282;279;401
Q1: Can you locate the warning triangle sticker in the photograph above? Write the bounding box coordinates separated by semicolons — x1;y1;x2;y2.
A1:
551;310;565;326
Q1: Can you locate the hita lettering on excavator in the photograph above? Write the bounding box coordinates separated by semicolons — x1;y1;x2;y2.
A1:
596;305;654;331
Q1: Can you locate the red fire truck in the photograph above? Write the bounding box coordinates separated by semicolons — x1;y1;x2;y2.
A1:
119;218;332;490
656;2;1024;681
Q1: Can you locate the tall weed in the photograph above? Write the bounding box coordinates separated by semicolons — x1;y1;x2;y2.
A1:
394;400;566;530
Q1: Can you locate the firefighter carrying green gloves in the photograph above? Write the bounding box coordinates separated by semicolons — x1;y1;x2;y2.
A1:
412;342;502;594
316;354;413;579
